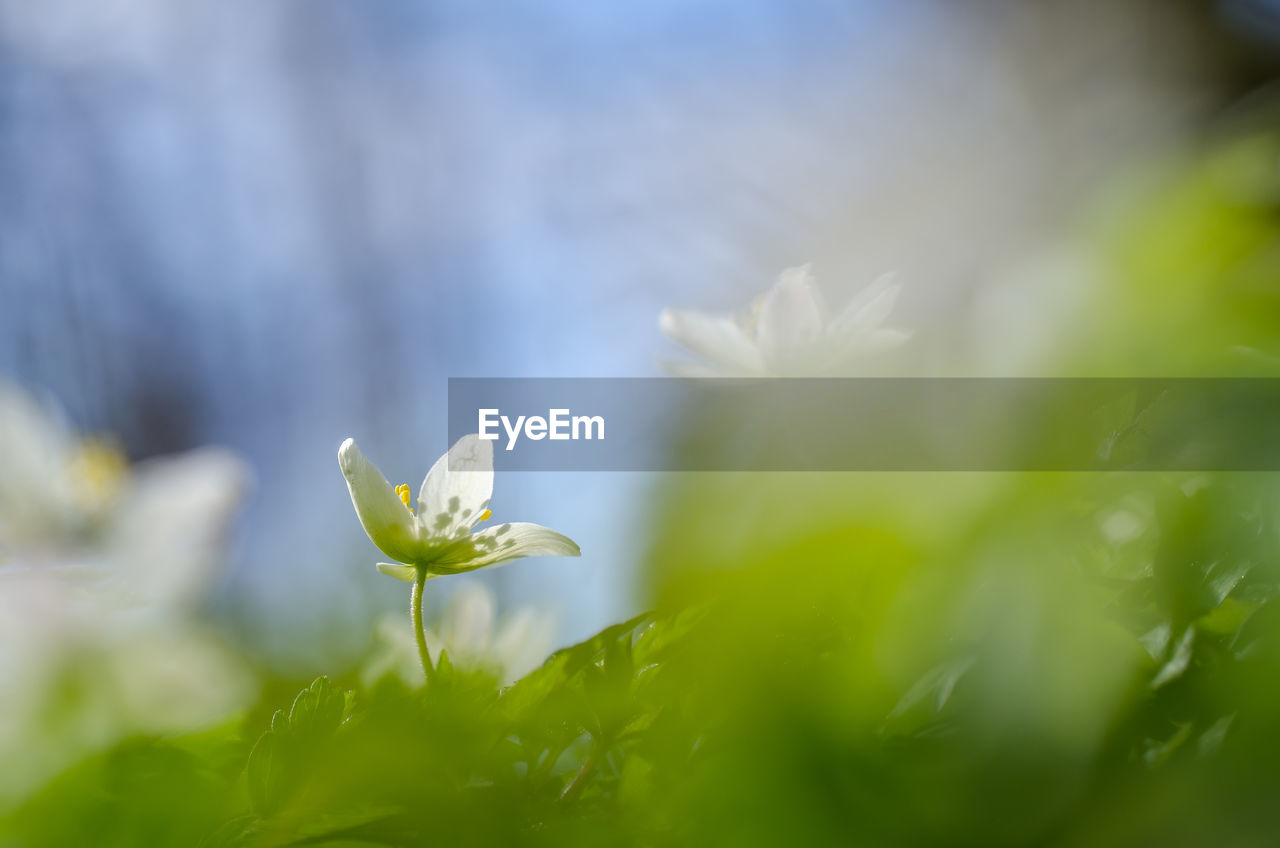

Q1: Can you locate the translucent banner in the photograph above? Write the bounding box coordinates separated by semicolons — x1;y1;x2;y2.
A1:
447;378;1280;471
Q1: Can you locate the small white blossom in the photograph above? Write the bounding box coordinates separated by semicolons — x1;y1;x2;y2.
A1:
338;434;580;582
0;383;250;611
0;382;255;799
659;265;910;377
365;582;555;686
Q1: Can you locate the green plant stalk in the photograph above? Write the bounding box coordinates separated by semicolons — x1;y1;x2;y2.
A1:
411;566;435;685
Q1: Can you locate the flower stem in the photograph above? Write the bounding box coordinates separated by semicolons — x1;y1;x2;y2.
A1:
410;566;435;685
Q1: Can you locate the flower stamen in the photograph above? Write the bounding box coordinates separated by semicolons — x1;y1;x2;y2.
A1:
395;483;414;515
68;438;127;510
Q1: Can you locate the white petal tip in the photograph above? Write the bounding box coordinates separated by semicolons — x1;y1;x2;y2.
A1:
338;437;359;471
556;537;582;557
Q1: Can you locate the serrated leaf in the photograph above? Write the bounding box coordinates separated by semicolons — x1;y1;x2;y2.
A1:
245;728;281;814
888;656;977;721
1151;626;1195;689
1196;714;1235;757
244;677;351;815
500;613;650;715
1139;623;1171;661
288;676;345;739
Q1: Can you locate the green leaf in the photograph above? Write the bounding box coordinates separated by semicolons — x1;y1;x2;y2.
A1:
245;677;351;814
1151;626;1195;689
288;676;347;739
500;613;651;716
245;718;282;815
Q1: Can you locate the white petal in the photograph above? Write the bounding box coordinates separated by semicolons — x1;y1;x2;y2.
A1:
858;327;913;352
825;328;912;370
338;438;420;563
830;272;901;336
108;447;250;607
428;522;581;574
659;308;765;375
441;582;496;657
0;382;76;538
491;608;556;683
108;630;254;732
756;265;827;365
376;562;419;582
417;434;494;542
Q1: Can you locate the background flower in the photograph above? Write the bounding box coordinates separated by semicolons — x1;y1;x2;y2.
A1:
364;581;555;687
0;382;256;801
659;266;910;376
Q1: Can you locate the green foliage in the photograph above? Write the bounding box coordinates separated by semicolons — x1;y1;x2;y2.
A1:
0;726;247;848
6;470;1280;847
245;676;350;815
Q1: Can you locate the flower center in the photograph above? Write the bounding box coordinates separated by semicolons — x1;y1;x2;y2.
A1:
68;438;127;510
395;483;414;515
396;484;492;523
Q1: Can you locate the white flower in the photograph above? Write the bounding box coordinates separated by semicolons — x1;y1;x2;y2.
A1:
365;582;555;687
338;434;580;582
659;265;911;377
0;382;249;611
0;382;255;799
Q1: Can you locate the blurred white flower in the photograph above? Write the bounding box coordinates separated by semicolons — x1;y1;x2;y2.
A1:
338;434;580;582
659;265;910;377
0;382;255;799
364;582;555;687
0;383;248;610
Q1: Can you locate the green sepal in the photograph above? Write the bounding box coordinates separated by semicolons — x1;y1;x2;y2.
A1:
376;562;418;582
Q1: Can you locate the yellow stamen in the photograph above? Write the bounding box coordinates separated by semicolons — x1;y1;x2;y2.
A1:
68;438;127;509
395;483;414;514
479;509;492;522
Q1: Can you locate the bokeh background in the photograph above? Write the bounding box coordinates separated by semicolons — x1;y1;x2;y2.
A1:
2;0;1278;671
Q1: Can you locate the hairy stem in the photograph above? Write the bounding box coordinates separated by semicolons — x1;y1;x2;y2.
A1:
411;567;435;685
